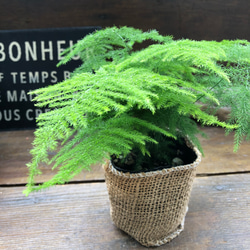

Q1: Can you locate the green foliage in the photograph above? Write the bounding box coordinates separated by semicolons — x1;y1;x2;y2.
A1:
198;40;250;150
24;26;250;195
58;26;170;73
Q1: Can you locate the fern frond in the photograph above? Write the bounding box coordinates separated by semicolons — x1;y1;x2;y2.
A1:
24;26;250;195
57;26;171;73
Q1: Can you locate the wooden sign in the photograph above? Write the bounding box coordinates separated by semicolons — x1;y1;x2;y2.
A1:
0;27;100;130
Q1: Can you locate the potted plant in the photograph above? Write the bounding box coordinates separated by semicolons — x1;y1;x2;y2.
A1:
24;27;250;247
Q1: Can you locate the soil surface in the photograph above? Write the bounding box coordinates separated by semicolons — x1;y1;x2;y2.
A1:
111;137;197;173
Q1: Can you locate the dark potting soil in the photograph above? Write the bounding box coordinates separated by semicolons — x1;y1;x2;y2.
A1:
111;137;197;173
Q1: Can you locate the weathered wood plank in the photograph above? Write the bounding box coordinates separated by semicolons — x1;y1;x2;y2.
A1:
0;130;105;185
1;127;249;185
0;174;249;249
198;127;250;175
0;0;250;40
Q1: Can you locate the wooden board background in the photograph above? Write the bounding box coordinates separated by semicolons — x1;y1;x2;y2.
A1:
0;0;250;41
1;2;250;249
1;127;250;185
1;174;249;249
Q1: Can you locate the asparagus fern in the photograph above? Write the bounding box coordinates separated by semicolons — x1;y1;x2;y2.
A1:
24;26;250;195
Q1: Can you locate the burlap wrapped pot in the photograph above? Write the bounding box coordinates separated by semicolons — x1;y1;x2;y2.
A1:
104;143;201;247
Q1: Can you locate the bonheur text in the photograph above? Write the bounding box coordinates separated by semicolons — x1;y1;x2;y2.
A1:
0;40;79;62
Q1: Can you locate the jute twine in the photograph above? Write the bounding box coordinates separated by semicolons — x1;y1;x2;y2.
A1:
104;143;202;247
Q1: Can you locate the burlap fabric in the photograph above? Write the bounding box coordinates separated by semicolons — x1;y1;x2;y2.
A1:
104;145;201;247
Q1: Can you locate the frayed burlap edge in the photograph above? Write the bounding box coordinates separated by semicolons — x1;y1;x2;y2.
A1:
104;143;201;247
